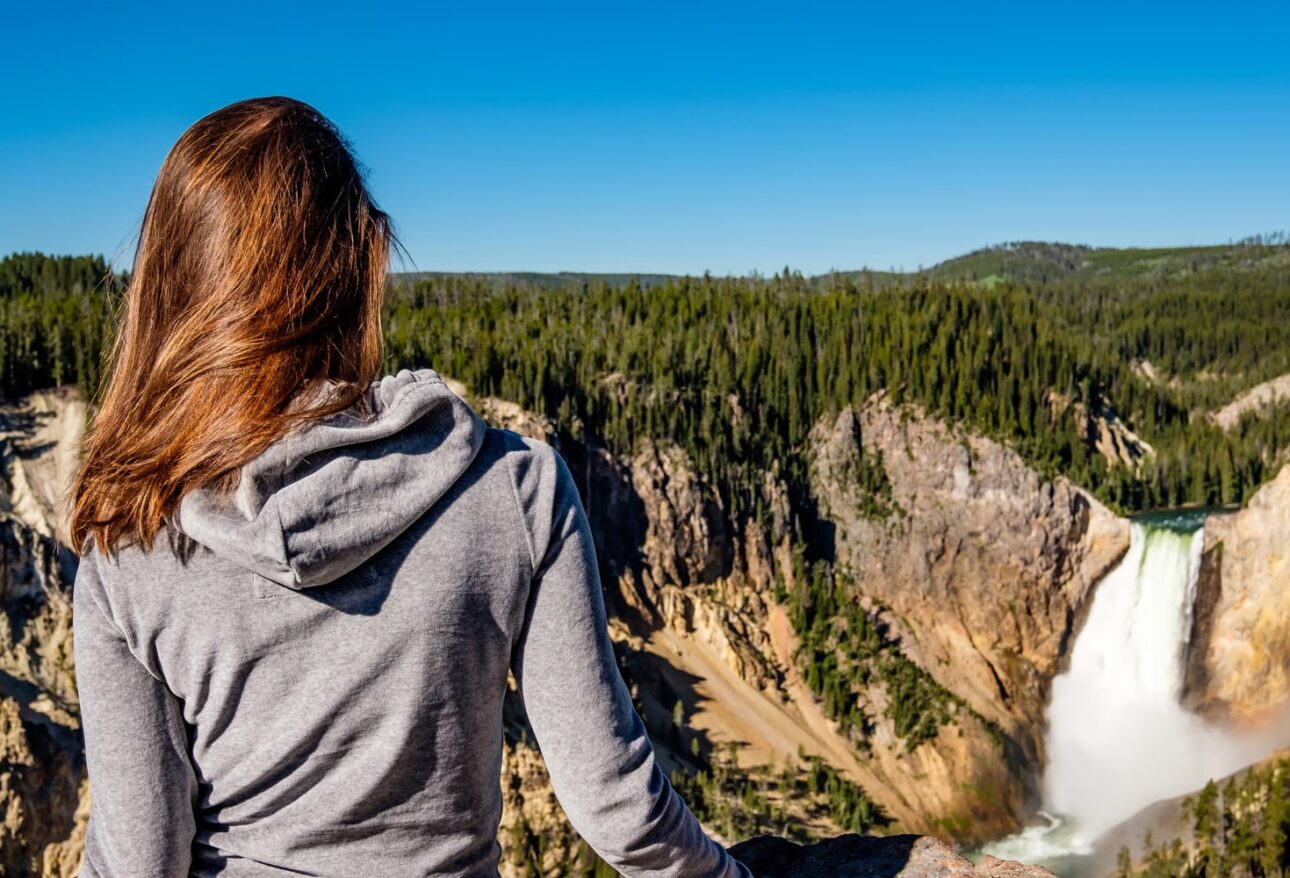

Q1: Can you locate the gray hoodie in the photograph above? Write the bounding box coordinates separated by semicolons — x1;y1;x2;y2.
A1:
74;368;751;878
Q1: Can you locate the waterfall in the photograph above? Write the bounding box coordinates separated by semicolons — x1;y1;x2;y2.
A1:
983;512;1280;872
1046;516;1221;840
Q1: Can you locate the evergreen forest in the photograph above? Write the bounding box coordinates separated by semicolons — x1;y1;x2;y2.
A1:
1116;756;1290;878
8;244;1290;520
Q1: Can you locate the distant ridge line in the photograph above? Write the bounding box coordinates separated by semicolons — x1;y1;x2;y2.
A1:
389;238;1290;289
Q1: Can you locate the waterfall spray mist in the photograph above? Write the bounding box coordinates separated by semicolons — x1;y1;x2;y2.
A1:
985;512;1288;872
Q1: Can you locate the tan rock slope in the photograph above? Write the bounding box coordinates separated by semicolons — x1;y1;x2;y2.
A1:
1186;465;1290;722
1210;371;1290;432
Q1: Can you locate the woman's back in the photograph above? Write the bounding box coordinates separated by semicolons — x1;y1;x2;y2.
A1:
75;369;747;877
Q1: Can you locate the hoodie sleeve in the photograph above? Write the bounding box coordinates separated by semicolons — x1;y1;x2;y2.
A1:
74;549;198;877
508;438;750;878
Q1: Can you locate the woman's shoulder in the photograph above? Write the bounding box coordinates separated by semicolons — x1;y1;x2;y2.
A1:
77;534;184;588
471;427;581;561
475;426;569;489
73;538;194;650
75;528;256;625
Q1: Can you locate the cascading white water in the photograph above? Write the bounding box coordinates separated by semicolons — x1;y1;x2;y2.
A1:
1045;517;1222;840
984;512;1282;873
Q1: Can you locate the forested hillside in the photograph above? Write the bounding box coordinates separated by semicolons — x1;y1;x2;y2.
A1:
1114;755;1290;877
7;243;1290;516
0;254;118;398
385;242;1290;518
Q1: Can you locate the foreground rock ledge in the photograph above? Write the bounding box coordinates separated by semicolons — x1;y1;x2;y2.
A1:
728;834;1056;878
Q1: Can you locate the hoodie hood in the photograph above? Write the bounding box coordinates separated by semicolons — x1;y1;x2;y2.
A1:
177;368;486;589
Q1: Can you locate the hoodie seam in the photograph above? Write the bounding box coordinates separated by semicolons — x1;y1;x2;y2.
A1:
272;496;300;588
78;552;139;663
502;447;538;579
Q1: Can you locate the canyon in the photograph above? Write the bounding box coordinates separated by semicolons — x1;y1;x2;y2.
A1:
0;382;1286;876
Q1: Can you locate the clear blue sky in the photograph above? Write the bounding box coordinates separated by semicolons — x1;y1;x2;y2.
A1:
4;1;1288;275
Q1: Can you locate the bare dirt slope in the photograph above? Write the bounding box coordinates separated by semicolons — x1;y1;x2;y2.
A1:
1211;372;1290;431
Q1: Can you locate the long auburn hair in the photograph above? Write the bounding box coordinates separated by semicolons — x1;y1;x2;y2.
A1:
71;97;393;557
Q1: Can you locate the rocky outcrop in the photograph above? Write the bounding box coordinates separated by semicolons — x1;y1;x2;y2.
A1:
1047;390;1154;471
1084;405;1154;471
810;397;1130;830
1211;371;1290;431
0;388;87;877
729;834;1057;877
0;387;88;547
592;441;783;695
1185;466;1290;721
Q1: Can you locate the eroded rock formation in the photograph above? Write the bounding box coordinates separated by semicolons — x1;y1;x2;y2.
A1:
486;392;1132;843
1045;391;1154;471
809;398;1130;834
1186;466;1290;722
1210;371;1290;432
0;387;88;877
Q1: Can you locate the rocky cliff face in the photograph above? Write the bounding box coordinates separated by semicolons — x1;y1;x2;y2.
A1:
480;391;1131;843
807;397;1130;835
1046;390;1154;471
0;387;88;877
1186;466;1290;722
